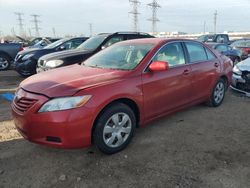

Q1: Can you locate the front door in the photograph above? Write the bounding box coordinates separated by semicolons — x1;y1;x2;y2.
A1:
142;42;193;121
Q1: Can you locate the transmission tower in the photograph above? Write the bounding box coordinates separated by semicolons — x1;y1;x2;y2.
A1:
129;0;140;32
147;0;161;34
214;10;217;34
31;14;41;37
14;12;25;36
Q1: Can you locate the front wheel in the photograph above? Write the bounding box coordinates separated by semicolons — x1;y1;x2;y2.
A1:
207;78;226;107
93;103;136;154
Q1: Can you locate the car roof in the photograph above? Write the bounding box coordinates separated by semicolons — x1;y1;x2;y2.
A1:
115;38;204;45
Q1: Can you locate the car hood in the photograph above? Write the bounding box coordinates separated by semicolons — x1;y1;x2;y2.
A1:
18;48;52;56
40;48;93;61
237;58;250;71
20;64;128;98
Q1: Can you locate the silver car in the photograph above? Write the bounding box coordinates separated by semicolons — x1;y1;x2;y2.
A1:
231;57;250;96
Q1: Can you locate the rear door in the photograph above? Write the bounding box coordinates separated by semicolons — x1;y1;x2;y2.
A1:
142;42;193;120
184;41;220;100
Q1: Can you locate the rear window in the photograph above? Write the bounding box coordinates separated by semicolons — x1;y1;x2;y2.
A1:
185;42;208;63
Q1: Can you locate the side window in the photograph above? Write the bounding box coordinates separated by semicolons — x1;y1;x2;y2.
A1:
185;42;208;63
153;42;185;67
71;39;84;49
205;48;216;60
60;41;73;50
103;36;123;48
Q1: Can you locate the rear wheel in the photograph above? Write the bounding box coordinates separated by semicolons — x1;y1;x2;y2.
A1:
0;54;11;71
93;103;136;154
207;78;226;107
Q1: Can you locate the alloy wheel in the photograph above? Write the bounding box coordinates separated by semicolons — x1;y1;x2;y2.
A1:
103;112;132;148
0;57;9;70
214;82;225;104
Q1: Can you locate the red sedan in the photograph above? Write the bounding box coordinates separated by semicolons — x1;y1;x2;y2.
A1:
12;38;233;154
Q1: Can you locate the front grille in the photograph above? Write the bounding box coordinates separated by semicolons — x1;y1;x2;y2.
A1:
13;97;38;113
242;71;250;83
15;54;22;61
236;82;250;92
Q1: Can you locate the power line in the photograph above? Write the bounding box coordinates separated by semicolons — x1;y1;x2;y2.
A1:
31;14;41;37
128;0;140;32
147;0;161;34
214;10;217;34
14;12;25;36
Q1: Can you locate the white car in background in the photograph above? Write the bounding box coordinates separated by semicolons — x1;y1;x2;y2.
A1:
231;57;250;96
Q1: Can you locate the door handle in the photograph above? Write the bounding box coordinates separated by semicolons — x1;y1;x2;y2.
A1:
183;69;190;75
214;62;219;67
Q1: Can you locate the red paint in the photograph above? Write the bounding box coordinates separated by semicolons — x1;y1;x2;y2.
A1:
12;39;233;149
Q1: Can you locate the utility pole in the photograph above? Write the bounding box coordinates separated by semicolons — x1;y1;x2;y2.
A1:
89;23;93;37
147;0;161;35
28;28;32;37
11;27;16;36
214;10;217;34
52;27;56;37
14;12;25;36
129;0;140;32
203;21;206;34
31;14;41;37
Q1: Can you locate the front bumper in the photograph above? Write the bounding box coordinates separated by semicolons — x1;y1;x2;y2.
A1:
14;59;37;76
231;73;250;97
11;89;95;149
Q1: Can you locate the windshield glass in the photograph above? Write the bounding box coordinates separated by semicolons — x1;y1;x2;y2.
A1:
44;38;68;49
77;35;108;50
231;40;250;47
83;43;154;70
197;35;214;42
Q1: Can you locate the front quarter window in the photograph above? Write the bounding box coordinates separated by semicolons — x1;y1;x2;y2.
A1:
83;43;153;70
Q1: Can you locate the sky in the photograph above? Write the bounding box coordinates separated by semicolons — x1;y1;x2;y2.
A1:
0;0;250;37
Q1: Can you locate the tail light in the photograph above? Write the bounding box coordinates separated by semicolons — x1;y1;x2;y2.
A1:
19;46;24;51
242;48;250;55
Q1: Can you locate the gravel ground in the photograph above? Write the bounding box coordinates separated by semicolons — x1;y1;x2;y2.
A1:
0;71;250;188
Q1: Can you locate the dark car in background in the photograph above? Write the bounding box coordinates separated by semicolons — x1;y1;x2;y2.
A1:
0;43;23;70
36;32;154;72
208;43;241;65
14;37;88;77
197;34;231;44
230;39;250;60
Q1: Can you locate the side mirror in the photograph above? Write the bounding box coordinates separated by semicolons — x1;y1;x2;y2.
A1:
149;61;169;72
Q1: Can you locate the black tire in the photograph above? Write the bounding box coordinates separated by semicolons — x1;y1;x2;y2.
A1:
0;53;11;71
93;103;136;154
207;78;226;107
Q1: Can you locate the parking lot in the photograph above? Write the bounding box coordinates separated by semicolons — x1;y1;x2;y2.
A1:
0;71;249;188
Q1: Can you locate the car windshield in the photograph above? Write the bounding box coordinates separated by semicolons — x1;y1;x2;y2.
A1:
44;38;68;49
83;43;154;70
77;35;108;50
198;35;214;42
231;40;250;47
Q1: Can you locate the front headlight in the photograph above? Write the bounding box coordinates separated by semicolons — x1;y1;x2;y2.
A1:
22;54;34;61
38;95;92;112
45;60;64;68
233;65;242;75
